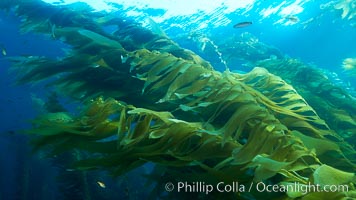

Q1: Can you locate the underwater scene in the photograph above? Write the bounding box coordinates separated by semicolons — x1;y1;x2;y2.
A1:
0;0;356;199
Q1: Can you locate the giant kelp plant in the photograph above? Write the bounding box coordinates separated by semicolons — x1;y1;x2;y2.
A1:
254;58;356;144
212;30;356;148
2;0;356;199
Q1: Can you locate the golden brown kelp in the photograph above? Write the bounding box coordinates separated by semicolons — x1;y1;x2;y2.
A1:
128;49;355;169
255;58;356;145
19;47;356;198
205;33;356;145
2;0;356;199
27;96;355;199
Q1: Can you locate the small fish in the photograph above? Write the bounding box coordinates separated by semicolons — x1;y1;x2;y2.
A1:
97;181;106;188
233;21;252;28
1;45;6;56
286;15;299;23
121;55;128;63
51;23;56;39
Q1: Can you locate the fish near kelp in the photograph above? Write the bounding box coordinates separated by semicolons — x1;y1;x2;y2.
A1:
97;181;106;188
1;44;6;56
233;21;252;28
285;15;300;23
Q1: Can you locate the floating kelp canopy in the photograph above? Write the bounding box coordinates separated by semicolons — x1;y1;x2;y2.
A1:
2;0;356;199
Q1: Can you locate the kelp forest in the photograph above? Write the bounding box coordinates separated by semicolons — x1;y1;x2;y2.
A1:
1;0;356;199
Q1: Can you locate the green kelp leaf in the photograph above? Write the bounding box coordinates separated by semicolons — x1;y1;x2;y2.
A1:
166;65;204;94
147;54;179;77
27;112;78;136
140;54;179;92
312;164;355;186
332;110;356;127
219;103;265;142
173;75;213;98
292;130;341;156
206;92;257;124
179;104;195;112
117;107;127;144
285;119;331;137
149;129;168;139
129;115;153;140
127;108;174;123
130;50;161;71
147;62;192;94
78;29;123;49
246;154;292;181
197;102;214;107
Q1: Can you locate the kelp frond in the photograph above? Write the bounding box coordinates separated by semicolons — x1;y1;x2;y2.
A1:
28;97;356;199
255;57;356;147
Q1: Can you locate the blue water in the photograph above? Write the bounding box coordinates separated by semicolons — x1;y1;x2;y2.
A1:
0;0;355;199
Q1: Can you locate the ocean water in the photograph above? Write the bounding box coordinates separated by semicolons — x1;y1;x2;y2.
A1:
0;0;355;199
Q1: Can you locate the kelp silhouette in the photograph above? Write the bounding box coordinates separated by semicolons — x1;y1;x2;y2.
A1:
2;0;356;199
